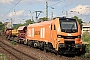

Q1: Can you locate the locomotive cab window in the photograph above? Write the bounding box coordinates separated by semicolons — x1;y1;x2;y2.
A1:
51;24;52;30
54;25;56;30
59;18;78;33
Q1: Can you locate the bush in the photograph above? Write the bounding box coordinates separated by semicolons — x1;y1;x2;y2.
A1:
81;53;90;58
85;44;90;53
82;32;90;42
81;44;90;58
81;32;90;58
11;41;16;45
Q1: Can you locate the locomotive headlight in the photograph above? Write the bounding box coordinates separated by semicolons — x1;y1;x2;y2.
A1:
58;40;60;42
58;36;61;38
57;35;62;38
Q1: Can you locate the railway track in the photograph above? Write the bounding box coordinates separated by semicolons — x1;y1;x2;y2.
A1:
0;36;89;60
0;39;37;60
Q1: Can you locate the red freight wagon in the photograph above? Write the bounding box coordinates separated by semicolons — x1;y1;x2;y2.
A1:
17;26;27;43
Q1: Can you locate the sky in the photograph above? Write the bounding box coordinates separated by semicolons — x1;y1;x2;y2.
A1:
0;0;90;24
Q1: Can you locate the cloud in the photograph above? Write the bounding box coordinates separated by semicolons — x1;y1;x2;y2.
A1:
69;5;90;15
0;0;14;4
8;10;25;17
16;10;25;16
27;14;31;16
37;0;45;2
21;0;62;3
68;5;90;22
57;4;61;6
21;0;45;3
0;0;63;4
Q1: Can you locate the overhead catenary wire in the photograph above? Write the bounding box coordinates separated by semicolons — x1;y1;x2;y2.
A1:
0;0;22;20
49;0;65;7
1;0;66;22
24;0;66;20
39;0;66;11
38;0;66;19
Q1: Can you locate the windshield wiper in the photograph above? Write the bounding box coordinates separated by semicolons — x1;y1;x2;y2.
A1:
71;24;74;29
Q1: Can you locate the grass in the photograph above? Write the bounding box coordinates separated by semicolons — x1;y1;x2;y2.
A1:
0;54;6;60
39;56;43;60
11;40;16;45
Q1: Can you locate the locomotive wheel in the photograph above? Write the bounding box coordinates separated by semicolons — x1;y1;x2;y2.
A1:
34;43;37;48
24;40;27;45
40;43;44;51
44;48;49;53
44;44;49;53
18;40;20;43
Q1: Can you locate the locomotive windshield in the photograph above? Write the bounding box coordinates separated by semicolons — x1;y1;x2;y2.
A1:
61;22;77;29
60;18;78;33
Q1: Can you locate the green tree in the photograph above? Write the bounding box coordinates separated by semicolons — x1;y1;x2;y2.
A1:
24;19;34;26
0;22;5;32
72;16;83;25
37;17;48;22
40;17;48;21
72;16;83;29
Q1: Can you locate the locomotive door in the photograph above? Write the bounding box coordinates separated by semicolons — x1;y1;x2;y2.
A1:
51;24;57;48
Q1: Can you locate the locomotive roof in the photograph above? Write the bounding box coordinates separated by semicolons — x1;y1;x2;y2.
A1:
54;17;76;20
28;20;53;27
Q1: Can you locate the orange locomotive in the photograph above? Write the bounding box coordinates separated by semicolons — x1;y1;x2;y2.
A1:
24;17;82;54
